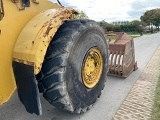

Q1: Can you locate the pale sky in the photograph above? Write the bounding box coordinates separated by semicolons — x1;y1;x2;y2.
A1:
50;0;160;22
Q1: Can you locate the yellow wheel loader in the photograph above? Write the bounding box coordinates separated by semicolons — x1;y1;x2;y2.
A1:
0;0;137;115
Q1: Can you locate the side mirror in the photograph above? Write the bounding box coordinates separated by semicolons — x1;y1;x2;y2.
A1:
0;0;4;20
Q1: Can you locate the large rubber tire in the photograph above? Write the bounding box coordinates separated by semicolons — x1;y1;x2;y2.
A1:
36;19;109;113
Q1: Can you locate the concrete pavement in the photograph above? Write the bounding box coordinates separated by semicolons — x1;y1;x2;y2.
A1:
0;32;160;120
113;46;160;119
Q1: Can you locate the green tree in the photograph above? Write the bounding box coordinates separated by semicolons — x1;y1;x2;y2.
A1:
99;21;113;32
104;23;113;32
76;10;88;19
130;20;140;26
120;20;143;34
141;8;160;31
112;25;121;32
130;20;143;34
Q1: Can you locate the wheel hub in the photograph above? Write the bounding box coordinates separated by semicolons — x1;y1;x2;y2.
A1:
82;47;103;88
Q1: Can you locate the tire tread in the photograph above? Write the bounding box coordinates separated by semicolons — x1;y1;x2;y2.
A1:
36;19;107;113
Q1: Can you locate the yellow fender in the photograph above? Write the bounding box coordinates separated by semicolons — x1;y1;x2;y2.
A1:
13;7;77;74
0;0;60;106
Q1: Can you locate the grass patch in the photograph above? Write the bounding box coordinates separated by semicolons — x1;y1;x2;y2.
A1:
127;32;141;38
151;75;160;120
130;35;140;38
108;36;116;41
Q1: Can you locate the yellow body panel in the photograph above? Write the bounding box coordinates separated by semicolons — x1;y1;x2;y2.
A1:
13;8;76;74
0;0;60;105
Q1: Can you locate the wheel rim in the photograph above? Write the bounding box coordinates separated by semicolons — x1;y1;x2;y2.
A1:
82;47;103;88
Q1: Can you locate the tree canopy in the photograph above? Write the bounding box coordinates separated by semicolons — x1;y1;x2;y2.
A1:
76;10;88;19
99;8;160;33
141;8;160;30
99;20;143;34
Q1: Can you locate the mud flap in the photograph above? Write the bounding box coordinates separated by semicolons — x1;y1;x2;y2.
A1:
12;61;42;115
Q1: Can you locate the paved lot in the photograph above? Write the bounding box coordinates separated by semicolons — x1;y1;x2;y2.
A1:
0;32;160;120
